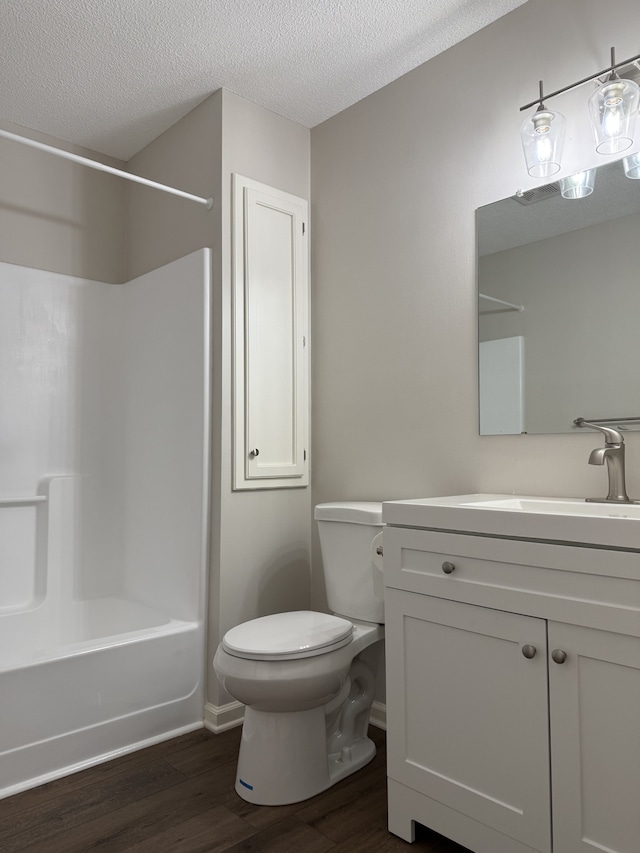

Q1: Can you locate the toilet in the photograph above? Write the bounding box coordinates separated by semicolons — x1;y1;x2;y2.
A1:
213;501;385;806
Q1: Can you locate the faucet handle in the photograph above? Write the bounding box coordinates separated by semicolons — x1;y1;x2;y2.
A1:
574;418;624;445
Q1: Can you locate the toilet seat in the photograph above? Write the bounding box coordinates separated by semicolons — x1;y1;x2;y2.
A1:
222;611;353;661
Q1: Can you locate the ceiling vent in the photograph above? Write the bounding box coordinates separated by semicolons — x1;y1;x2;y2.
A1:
512;182;560;205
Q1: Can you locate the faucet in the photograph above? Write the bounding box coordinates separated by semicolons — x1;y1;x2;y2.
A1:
574;418;638;503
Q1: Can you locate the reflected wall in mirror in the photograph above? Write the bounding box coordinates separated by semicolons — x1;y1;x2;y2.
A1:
477;156;640;435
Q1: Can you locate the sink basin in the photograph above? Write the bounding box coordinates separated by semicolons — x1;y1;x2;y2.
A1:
459;495;640;519
382;494;640;550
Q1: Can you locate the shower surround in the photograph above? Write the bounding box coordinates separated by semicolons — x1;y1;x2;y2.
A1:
0;249;210;798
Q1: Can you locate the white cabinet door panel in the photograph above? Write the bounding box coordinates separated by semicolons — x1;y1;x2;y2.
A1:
385;590;551;853
549;622;640;853
233;175;309;489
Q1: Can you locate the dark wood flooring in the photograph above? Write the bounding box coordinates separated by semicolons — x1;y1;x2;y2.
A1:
0;725;470;852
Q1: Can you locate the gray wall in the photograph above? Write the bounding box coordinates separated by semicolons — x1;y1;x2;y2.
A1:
0;119;126;283
310;0;640;608
213;90;311;706
126;92;222;282
126;89;312;709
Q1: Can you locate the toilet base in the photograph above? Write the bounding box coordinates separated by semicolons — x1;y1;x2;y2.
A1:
234;704;377;806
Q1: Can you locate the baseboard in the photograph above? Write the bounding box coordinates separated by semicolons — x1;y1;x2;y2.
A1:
369;700;387;730
204;701;245;733
203;698;387;733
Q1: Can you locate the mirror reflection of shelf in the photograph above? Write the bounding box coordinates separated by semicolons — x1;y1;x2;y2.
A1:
479;293;525;313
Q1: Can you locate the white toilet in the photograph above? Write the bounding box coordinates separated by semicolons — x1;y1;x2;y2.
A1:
213;501;385;805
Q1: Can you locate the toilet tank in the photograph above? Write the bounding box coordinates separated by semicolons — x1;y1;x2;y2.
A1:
314;502;384;624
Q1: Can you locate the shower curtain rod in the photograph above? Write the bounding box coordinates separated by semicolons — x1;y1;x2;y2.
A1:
0;128;213;209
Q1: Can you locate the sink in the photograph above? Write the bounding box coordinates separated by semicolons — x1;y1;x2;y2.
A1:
459;495;640;519
382;494;640;550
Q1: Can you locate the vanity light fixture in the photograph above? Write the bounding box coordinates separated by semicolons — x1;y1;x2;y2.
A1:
520;82;566;178
559;169;596;199
520;47;640;177
588;49;639;154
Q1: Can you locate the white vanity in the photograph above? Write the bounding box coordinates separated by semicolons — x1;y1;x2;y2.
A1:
383;495;640;853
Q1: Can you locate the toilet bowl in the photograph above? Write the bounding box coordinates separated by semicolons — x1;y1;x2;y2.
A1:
213;501;385;806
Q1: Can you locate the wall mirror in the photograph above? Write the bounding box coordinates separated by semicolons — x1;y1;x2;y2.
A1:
477;156;640;435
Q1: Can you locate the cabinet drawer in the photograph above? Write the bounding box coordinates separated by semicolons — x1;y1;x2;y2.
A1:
383;526;640;636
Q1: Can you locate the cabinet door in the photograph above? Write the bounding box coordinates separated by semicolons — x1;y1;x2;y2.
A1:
385;589;551;853
232;174;309;490
548;622;640;853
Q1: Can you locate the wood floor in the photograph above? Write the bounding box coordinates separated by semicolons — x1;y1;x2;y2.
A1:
0;725;470;852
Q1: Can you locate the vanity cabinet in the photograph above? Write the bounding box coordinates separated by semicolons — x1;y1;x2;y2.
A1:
383;519;640;853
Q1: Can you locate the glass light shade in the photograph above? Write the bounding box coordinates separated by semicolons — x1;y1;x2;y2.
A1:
623;151;640;178
560;169;596;199
588;77;640;154
520;107;566;178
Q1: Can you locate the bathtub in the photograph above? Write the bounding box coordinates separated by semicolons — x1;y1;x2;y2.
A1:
0;473;206;799
0;601;203;799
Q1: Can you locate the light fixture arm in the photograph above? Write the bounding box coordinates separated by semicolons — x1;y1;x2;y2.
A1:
520;47;640;112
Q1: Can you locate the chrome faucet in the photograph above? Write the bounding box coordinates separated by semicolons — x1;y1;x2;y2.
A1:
574;418;638;503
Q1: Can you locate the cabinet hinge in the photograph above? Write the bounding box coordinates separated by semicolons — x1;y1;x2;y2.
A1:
304;449;307;461
303;335;306;347
302;222;306;235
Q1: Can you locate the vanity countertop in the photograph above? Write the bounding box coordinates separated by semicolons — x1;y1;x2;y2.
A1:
382;494;640;551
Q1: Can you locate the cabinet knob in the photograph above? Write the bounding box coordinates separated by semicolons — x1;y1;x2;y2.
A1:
522;644;537;659
441;561;455;574
249;448;260;458
551;649;567;665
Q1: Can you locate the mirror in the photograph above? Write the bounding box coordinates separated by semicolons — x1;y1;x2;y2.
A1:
477;156;640;435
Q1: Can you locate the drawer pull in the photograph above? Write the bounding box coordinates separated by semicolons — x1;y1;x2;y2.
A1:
521;644;537;659
551;649;567;665
441;561;455;575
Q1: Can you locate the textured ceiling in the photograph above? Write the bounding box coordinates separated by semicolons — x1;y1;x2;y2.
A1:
0;0;526;161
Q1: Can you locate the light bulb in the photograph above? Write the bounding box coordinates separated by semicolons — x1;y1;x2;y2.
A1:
521;107;566;177
589;77;640;154
601;83;625;139
535;135;553;165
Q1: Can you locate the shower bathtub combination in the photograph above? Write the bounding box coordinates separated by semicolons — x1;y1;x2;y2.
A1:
0;250;211;798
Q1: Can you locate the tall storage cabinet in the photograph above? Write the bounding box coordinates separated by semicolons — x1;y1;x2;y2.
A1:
383;507;640;853
232;174;309;490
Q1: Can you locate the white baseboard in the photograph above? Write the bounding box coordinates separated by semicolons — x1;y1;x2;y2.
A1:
204;699;387;733
203;701;244;733
369;700;387;730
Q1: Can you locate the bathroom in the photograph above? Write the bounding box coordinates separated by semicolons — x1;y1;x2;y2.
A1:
1;0;639;850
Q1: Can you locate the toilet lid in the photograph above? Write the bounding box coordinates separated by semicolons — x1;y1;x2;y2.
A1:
222;611;353;661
